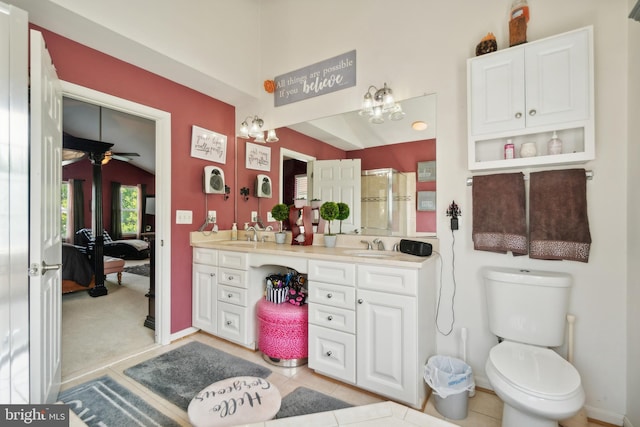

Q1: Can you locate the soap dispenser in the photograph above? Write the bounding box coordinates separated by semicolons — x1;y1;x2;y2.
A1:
548;131;563;155
231;223;238;240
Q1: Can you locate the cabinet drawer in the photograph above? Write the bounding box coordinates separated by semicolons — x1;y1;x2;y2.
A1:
218;285;248;306
219;268;247;288
193;248;218;266
308;281;355;309
308;303;355;333
308;260;355;286
358;265;417;295
219;251;249;270
308;325;355;384
217;301;248;345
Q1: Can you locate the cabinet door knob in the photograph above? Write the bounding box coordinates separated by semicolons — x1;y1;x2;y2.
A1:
226;320;232;325
326;351;333;357
228;293;233;298
327;293;333;299
228;276;234;280
515;112;522;119
327;315;333;321
529;109;537;116
210;273;215;277
358;299;364;304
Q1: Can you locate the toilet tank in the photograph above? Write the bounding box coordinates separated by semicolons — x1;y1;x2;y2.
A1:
483;267;572;347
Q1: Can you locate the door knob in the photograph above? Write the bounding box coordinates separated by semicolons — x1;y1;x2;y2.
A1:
41;261;62;273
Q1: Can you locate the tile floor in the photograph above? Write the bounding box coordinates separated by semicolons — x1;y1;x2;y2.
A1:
62;331;606;427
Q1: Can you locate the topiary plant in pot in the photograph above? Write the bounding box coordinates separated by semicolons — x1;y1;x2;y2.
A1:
319;201;339;247
336;202;350;234
271;203;290;244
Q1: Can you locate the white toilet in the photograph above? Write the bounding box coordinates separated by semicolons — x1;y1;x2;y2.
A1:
483;267;585;427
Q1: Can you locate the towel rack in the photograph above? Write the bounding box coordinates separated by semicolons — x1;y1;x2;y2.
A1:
466;170;593;186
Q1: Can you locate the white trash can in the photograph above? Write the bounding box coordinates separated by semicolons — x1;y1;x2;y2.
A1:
424;355;475;420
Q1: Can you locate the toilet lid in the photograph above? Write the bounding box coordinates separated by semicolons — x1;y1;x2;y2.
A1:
489;341;581;398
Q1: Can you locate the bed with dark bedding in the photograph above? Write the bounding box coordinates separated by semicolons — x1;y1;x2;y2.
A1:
62;243;95;294
76;228;150;260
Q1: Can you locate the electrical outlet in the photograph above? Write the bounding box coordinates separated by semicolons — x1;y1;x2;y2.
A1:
176;210;193;224
267;212;274;222
251;211;258;222
207;210;217;223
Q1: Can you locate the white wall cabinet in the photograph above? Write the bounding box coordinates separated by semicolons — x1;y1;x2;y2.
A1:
467;26;594;170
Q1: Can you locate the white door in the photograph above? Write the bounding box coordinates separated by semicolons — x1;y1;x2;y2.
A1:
29;29;63;404
308;159;361;234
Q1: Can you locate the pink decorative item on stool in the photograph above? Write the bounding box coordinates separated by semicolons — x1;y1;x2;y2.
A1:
257;299;308;367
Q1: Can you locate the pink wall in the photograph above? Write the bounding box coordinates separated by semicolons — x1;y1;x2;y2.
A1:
63;159;156;234
35;25;235;333
347;139;437;232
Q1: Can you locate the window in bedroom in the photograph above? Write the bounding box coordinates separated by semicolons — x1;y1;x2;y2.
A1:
294;174;307;200
120;185;140;236
61;181;70;240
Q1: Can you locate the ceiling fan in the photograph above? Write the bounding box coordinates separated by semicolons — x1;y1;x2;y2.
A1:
107;151;140;162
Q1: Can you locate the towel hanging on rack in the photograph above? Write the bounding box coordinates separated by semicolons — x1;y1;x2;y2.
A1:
529;169;591;262
472;173;527;255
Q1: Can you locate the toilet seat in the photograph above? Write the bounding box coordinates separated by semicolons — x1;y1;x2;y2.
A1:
489;341;581;399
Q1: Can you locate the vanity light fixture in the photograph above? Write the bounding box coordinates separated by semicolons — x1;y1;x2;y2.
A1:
359;82;405;124
238;115;278;143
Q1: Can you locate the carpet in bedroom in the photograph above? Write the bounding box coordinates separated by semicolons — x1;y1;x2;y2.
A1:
124;341;273;411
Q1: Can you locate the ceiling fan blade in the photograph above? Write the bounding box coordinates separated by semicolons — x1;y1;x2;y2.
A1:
113;152;140;157
112;154;133;162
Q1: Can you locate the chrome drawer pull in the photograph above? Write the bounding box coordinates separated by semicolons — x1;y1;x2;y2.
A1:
327;293;333;299
326;351;333;357
327;315;333;321
358;299;364;304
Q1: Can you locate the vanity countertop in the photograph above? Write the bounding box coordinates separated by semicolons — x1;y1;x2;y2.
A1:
190;232;437;268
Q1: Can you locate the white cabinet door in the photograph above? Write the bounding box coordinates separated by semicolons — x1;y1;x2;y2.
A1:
525;29;590;128
192;263;217;333
356;289;416;405
469;48;525;135
469;27;590;136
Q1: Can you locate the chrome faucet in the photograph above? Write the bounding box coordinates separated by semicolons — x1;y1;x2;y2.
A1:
246;226;258;242
373;238;385;251
361;240;373;250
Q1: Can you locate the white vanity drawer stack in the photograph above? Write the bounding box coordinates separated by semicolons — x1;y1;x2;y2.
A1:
216;251;251;346
308;260;356;383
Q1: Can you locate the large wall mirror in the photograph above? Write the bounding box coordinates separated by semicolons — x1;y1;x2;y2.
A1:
236;93;437;237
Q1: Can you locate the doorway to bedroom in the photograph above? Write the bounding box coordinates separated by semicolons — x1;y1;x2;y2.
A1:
60;88;167;382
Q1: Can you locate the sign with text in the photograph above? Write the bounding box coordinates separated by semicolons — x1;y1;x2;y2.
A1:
274;50;356;107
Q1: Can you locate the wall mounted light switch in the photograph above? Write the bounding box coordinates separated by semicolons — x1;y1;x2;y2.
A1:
176;210;193;224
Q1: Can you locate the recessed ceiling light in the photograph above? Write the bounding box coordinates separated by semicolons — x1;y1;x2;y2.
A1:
412;121;428;131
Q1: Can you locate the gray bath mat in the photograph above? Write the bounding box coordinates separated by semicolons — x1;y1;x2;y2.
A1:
124;341;272;410
58;375;180;426
276;386;353;419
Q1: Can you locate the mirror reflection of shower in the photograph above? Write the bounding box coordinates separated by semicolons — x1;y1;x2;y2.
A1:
361;168;415;236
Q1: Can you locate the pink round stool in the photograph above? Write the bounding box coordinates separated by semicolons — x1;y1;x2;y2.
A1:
256;299;308;367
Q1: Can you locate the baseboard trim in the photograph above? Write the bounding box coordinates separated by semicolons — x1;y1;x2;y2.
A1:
170;326;199;342
624;416;635;427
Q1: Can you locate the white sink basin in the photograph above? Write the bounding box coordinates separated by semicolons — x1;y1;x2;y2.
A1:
217;240;258;247
343;250;396;258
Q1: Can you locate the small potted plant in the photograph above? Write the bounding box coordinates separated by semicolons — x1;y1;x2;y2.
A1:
310;198;322;209
319;201;339;247
336;202;350;234
271;203;289;244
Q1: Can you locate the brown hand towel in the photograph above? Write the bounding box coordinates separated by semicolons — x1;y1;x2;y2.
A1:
472;173;527;255
529;169;591;262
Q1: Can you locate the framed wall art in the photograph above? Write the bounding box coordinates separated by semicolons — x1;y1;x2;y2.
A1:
190;125;227;164
246;142;271;171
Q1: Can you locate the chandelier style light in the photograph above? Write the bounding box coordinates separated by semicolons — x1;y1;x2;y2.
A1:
238;115;279;143
359;83;405;124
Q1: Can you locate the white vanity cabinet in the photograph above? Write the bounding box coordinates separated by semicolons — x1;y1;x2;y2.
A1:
192;248;218;333
308;260;357;383
356;264;427;408
216;251;257;349
307;259;436;409
467;26;594;170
